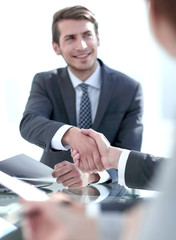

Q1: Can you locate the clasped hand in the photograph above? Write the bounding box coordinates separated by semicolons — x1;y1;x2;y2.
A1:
71;129;119;172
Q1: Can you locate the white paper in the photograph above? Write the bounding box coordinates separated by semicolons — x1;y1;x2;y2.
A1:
0;171;49;201
0;154;56;184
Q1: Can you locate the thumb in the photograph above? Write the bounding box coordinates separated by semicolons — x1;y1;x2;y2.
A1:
81;129;97;139
80;128;90;136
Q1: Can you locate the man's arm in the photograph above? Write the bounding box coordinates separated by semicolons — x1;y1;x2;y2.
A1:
124;151;166;190
19;73;64;152
72;129;166;190
20;74;102;170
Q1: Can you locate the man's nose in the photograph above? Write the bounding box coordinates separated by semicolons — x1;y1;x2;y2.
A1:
76;38;87;50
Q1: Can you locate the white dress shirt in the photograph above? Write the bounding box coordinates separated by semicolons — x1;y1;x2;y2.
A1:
51;61;110;183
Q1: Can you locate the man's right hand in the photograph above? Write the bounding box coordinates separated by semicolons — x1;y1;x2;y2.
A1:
62;127;104;172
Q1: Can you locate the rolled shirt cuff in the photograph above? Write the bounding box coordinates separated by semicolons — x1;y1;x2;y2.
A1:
51;125;73;151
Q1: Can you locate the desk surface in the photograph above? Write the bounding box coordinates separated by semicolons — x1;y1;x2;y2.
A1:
0;182;142;239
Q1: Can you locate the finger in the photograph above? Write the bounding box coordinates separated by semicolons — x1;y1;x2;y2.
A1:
80;128;90;136
70;149;79;158
72;153;80;163
79;156;90;172
84;141;102;172
77;160;85;171
81;128;97;137
86;156;98;173
52;164;72;178
54;161;67;170
68;183;82;189
74;159;80;167
93;152;104;171
77;154;96;172
56;167;78;184
67;180;84;189
62;176;81;188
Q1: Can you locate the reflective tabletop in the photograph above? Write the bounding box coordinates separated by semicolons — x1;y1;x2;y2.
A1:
0;182;147;240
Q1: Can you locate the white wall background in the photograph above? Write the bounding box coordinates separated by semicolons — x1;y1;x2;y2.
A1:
0;0;176;161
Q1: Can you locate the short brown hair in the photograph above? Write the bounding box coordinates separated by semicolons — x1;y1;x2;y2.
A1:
52;5;98;45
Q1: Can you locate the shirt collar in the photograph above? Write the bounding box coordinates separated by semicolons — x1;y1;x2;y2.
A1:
67;61;101;90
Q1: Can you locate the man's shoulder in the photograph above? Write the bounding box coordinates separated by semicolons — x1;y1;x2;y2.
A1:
99;59;140;87
34;67;67;79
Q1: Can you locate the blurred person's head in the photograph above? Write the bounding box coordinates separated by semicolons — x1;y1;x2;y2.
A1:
147;0;176;57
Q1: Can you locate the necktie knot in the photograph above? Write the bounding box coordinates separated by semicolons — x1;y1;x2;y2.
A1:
79;83;89;92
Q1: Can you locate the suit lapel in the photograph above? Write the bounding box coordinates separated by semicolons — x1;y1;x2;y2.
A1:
57;62;114;129
92;62;114;130
57;68;77;126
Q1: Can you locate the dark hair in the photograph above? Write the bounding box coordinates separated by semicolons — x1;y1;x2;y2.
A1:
153;0;176;29
52;5;98;45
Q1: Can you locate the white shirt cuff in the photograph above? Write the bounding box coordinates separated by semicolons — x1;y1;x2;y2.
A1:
51;125;73;151
118;150;131;186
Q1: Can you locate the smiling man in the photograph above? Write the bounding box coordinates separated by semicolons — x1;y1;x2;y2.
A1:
52;19;99;80
20;5;143;188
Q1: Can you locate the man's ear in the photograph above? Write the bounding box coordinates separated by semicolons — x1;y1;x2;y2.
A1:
52;42;61;55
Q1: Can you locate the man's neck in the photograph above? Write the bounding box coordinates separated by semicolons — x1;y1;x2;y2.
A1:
68;62;98;82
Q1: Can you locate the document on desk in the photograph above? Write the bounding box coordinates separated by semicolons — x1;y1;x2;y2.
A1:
0;171;49;201
0;154;56;187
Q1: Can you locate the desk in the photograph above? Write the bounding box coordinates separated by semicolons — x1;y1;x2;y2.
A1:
0;182;141;240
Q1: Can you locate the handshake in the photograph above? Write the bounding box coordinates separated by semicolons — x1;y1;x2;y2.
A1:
52;127;123;188
69;128;123;173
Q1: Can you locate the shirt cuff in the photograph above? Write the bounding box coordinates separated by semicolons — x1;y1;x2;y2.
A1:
51;125;73;151
118;150;131;186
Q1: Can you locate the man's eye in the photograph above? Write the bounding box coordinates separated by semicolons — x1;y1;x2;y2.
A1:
85;33;91;37
65;37;73;41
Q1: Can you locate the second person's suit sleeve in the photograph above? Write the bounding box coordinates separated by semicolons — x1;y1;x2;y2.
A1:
125;151;166;190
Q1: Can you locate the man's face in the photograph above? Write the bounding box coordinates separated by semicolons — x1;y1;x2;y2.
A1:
53;19;100;79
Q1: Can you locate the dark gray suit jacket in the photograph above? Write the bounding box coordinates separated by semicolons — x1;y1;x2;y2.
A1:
125;151;166;190
100;153;167;213
20;59;143;182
